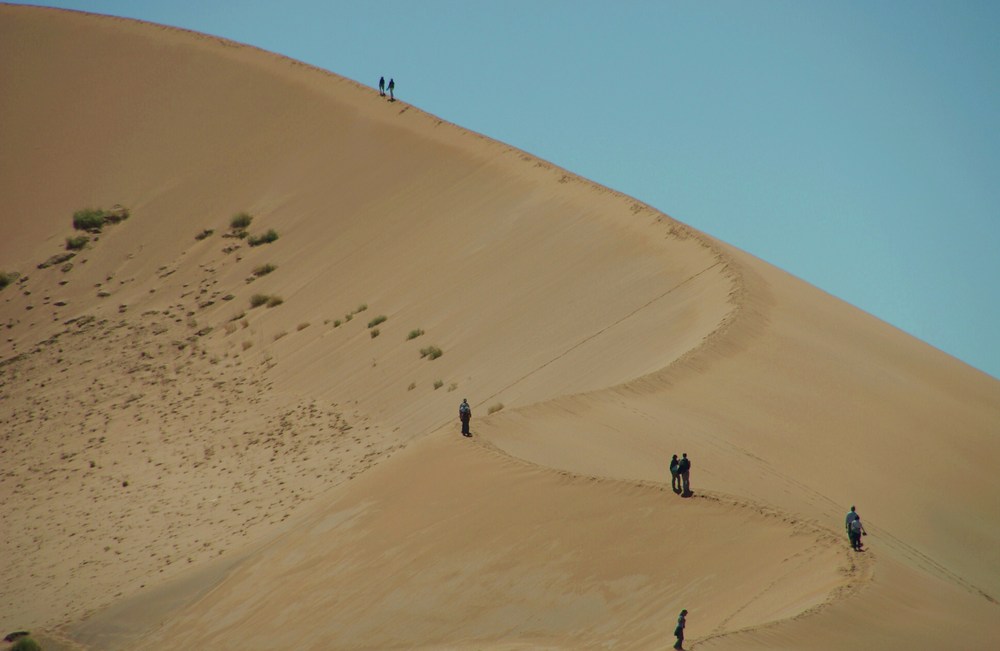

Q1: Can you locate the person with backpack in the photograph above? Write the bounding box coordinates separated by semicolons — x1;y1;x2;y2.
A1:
387;78;395;101
378;76;385;96
673;609;688;649
678;453;692;496
849;515;867;551
459;398;472;437
669;454;682;494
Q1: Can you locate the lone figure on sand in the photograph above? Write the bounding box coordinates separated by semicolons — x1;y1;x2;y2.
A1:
378;76;385;96
459;398;472;437
669;454;681;493
387;77;395;101
678;453;692;496
845;505;866;549
673;608;687;649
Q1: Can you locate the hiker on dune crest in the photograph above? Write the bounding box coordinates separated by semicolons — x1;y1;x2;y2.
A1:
459;398;472;437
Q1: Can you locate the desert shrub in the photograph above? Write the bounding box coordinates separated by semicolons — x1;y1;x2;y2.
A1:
419;345;443;360
433;379;443;390
274;331;287;341
297;322;310;331
355;303;368;313
195;229;214;240
73;207;107;231
266;295;283;308
103;204;129;223
66;235;89;250
448;382;457;392
370;328;380;338
248;229;279;246
253;263;277;277
230;212;253;230
230;311;246;321
333;319;342;327
344;313;353;322
0;271;15;290
488;403;504;415
407;328;424;340
367;315;387;328
10;637;42;651
407;382;416;391
249;294;269;308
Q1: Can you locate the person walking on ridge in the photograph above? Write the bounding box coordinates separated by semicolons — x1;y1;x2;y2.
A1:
378;76;385;96
459;398;472;437
669;454;682;494
678;453;692;496
673;609;687;649
387;77;395;101
845;505;859;542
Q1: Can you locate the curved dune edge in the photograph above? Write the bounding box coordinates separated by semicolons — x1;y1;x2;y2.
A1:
4;7;1000;650
1;3;748;636
69;433;859;650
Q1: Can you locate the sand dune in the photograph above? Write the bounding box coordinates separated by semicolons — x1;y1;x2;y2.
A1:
1;6;998;650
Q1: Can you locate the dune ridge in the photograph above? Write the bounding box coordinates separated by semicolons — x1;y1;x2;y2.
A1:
2;6;999;650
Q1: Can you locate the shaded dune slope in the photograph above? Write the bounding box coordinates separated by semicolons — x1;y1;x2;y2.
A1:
1;7;998;650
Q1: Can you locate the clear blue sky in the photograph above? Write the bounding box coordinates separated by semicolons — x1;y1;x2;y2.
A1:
11;1;1000;379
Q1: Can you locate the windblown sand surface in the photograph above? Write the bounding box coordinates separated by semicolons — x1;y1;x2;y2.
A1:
1;6;998;650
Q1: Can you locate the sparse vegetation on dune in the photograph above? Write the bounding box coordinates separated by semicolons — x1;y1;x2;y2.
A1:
370;328;380;338
355;303;368;313
195;228;214;240
65;235;89;250
72;205;129;231
230;212;253;231
433;379;443;389
248;229;279;247
0;271;18;290
250;294;269;308
253;263;277;277
367;315;387;328
420;346;443;360
407;328;424;340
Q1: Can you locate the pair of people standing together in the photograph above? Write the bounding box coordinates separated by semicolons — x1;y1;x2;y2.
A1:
669;453;692;496
378;76;395;100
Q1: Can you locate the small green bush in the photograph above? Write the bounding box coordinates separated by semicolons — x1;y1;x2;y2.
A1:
253;263;277;277
333;319;342;327
344;313;353;322
0;271;15;290
248;229;279;246
11;637;42;651
66;235;89;250
407;328;424;340
433;379;443;390
103;204;130;223
266;295;283;308
230;212;253;230
370;328;380;338
249;294;269;308
355;303;368;313
420;345;443;360
367;315;387;328
73;208;106;231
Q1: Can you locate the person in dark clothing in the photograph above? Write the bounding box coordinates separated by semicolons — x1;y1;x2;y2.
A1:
387;78;395;101
845;506;859;543
669;455;681;493
378;76;385;96
459;398;472;437
849;516;867;551
673;609;687;649
678;453;692;496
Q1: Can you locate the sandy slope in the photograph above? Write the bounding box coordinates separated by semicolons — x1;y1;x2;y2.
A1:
1;6;998;650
